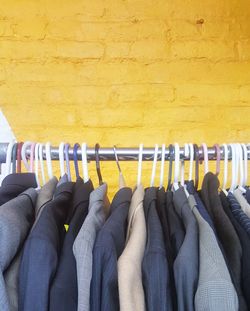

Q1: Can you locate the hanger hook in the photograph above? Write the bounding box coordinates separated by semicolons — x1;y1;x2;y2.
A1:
64;143;71;181
45;142;53;180
159;144;166;189
21;141;32;171
39;143;46;186
193;144;199;190
229;143;236;192
213;144;221;176
201;143;209;174
167;144;174;191
59;142;65;177
11;142;18;174
113;145;122;173
73;143;80;179
241;143;248;186
82;143;89;183
17;142;24;173
188;143;194;181
173;142;180;189
150;144;158;187
95;143;103;185
137;143;143;187
5;140;15;176
222;143;228;192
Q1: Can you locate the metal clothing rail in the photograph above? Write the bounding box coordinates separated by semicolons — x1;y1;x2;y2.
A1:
0;142;249;163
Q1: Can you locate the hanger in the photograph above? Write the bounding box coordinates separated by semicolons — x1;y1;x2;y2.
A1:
73;143;80;179
95;143;103;185
173;143;180;190
21;141;32;171
30;142;36;173
5;140;15;176
229;143;237;193
213;144;221;176
64;143;71;181
236;143;243;188
39;143;46;186
45;142;53;180
167;144;174;191
188;143;194;181
159;144;166;189
150;144;159;187
11;142;18;174
241;143;248;187
34;143;40;188
113;145;126;188
17;142;23;173
137;143;143;187
222;143;228;195
59;142;65;177
82;143;89;183
193;144;199;190
180;143;188;186
201;143;209;174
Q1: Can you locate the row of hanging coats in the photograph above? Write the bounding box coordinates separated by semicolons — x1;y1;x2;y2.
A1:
0;142;250;311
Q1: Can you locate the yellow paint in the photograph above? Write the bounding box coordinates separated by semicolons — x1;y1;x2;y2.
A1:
1;0;250;196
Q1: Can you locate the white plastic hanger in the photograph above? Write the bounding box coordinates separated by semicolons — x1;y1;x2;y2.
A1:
34;143;40;188
59;142;65;177
81;143;89;183
159;144;165;189
45;142;53;180
173;143;180;190
229;143;237;193
137;143;143;187
5;140;15;175
236;143;244;188
21;141;32;171
201;143;209;174
188;143;194;181
150;144;158;187
180;143;189;186
222;143;228;195
241;143;248;188
39;143;46;186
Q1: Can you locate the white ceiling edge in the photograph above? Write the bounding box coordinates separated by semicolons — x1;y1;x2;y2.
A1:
0;109;16;184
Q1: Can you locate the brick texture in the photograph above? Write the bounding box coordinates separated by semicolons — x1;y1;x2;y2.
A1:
0;0;250;196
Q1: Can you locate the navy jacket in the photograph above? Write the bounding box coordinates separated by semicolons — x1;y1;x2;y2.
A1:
221;191;250;310
90;187;132;311
0;173;37;206
142;187;173;311
50;178;94;311
18;181;74;311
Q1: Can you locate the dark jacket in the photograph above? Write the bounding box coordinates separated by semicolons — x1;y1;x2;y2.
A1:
142;187;173;311
200;172;247;311
0;173;37;206
90;187;132;311
18;181;74;311
50;178;93;311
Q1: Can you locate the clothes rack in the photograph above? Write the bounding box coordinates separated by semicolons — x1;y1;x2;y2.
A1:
0;143;249;163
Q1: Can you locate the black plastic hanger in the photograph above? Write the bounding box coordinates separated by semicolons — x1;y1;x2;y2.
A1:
73;143;80;179
167;144;174;191
95;143;103;185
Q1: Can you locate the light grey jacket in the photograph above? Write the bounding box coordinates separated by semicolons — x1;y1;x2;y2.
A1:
73;183;108;311
188;195;239;311
4;178;57;311
0;188;37;311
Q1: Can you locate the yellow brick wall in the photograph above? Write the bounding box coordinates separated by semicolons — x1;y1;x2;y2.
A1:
0;0;250;196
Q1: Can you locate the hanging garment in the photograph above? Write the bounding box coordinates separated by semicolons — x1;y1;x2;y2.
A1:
221;191;250;309
188;194;239;311
186;180;217;233
165;191;185;260
73;183;108;311
18;181;74;311
0;188;37;311
4;177;58;311
118;184;146;311
227;192;250;239
156;188;176;310
90;186;132;311
245;188;250;204
172;187;198;311
200;173;247;311
233;188;250;217
0;173;37;206
142;187;173;311
50;178;94;311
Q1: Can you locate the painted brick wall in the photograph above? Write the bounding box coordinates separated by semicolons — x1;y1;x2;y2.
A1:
0;0;250;195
